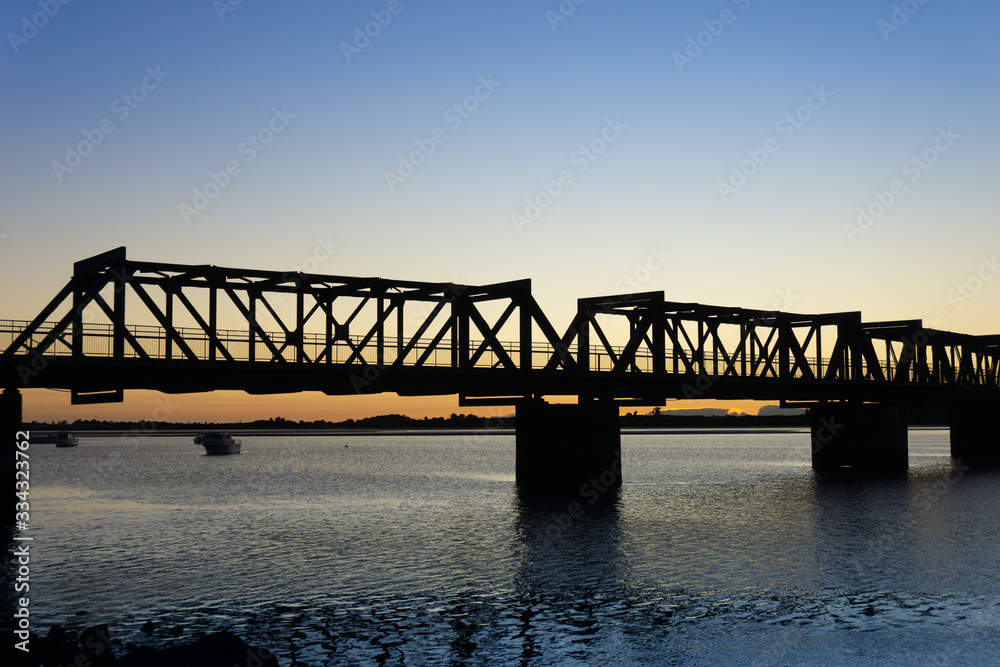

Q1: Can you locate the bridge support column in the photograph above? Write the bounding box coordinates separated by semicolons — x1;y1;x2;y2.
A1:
810;403;908;472
2;388;23;526
515;398;621;494
950;406;999;465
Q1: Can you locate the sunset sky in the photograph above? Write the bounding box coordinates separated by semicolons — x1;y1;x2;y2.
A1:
2;1;998;422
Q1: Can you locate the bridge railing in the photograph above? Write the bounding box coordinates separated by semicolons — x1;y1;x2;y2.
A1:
0;318;913;381
3;319;996;388
0;318;654;371
0;319;471;367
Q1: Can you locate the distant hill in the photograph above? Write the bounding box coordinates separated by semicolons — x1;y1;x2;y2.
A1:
657;408;735;417
757;405;807;417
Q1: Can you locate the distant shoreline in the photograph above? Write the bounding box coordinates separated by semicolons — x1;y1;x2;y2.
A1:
17;426;828;438
22;411;952;438
23;412;813;434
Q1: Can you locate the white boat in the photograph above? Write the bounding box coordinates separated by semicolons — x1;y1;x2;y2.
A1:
195;431;241;455
55;431;79;447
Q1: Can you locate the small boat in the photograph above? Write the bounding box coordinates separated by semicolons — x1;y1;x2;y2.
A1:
195;431;241;455
55;431;79;447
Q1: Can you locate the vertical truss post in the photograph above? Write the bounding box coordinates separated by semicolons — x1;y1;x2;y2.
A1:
113;266;126;360
248;292;256;363
577;299;590;372
396;297;404;362
72;275;85;358
324;299;333;364
520;288;532;371
209;287;218;362
711;320;719;375
833;321;851;380
849;316;864;380
450;295;459;368
377;296;385;367
694;317;708;375
778;314;790;379
652;294;665;374
165;289;173;360
296;288;305;364
670;318;680;374
816;327;823;379
897;340;916;382
457;295;470;369
740;322;748;377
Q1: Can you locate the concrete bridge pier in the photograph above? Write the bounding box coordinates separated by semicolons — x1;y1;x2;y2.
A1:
810;402;908;472
515;398;622;494
950;406;999;465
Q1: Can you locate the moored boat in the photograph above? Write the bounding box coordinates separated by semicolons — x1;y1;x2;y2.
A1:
195;431;241;455
55;431;78;447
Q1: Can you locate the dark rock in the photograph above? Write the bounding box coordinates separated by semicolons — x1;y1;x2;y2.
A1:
118;645;161;667
80;624;116;665
169;624;185;637
37;626;77;666
140;620;156;634
45;624;68;644
119;631;278;667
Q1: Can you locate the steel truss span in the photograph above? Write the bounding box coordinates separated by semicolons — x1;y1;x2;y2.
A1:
1;247;998;408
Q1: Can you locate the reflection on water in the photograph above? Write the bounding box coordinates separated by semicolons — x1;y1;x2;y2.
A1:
6;429;1000;665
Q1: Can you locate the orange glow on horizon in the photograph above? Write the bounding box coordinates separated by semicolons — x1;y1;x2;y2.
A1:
20;388;776;423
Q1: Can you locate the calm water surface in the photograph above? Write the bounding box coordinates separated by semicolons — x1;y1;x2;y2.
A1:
10;428;1000;665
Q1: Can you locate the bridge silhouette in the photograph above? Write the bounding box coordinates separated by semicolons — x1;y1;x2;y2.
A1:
2;248;998;487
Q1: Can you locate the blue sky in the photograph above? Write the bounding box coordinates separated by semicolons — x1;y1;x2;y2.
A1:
2;0;998;419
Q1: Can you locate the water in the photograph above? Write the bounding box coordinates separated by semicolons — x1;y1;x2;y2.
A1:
9;428;1000;665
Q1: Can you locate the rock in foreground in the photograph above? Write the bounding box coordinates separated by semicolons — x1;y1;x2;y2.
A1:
118;631;279;667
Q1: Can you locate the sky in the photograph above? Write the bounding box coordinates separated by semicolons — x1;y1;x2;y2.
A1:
2;0;998;422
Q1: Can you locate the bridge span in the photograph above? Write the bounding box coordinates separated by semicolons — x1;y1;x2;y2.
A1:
2;248;998;488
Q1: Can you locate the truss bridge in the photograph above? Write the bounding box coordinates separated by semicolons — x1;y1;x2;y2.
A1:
2;247;998;487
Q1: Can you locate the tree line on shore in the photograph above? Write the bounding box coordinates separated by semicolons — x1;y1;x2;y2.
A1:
25;411;817;432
